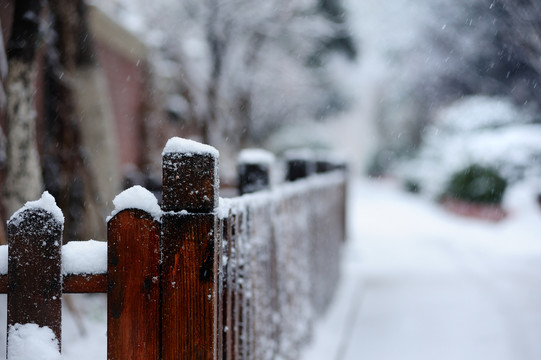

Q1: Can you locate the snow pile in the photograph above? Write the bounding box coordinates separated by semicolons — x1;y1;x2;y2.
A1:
62;240;107;275
8;192;64;227
162;137;219;158
238;149;275;165
108;185;161;222
8;323;60;360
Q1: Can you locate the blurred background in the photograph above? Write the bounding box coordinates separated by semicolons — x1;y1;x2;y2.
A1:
1;0;540;243
2;1;541;359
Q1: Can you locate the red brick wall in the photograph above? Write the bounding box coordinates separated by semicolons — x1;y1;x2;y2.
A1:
94;41;146;169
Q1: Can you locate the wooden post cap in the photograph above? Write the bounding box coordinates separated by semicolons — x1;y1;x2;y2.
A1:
162;137;219;213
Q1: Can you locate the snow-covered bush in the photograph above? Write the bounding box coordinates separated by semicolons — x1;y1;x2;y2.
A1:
393;95;541;199
441;164;507;204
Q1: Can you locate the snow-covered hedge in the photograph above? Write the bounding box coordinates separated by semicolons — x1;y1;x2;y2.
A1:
393;96;541;199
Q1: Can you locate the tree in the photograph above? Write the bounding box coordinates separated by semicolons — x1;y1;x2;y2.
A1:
2;0;120;241
102;0;355;177
496;0;541;77
4;0;44;217
43;0;120;241
373;0;541;167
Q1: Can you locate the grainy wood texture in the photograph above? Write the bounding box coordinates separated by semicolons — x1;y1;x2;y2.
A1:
7;208;63;350
162;152;218;213
161;150;220;360
63;274;107;293
107;209;161;360
222;215;233;360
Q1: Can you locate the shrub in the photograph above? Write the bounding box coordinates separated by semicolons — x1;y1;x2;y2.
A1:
442;164;507;204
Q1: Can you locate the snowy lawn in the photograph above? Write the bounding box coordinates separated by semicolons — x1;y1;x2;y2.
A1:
302;178;541;360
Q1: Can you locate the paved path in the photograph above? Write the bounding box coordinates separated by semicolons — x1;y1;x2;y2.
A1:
302;179;541;360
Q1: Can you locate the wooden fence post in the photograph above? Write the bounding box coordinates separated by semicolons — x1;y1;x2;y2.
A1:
160;138;220;360
237;149;274;195
285;150;315;182
7;192;63;355
107;199;161;360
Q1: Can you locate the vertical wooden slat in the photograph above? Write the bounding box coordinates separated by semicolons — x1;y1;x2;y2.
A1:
161;144;220;360
107;209;161;360
222;214;233;360
229;213;239;360
7;207;63;351
234;208;247;360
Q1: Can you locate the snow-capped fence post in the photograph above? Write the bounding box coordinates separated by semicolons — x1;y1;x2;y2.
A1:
160;138;221;360
237;149;274;195
285;150;315;182
106;192;161;360
7;193;64;356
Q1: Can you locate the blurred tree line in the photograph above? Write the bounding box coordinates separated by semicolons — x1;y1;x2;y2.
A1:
0;0;356;242
371;0;541;173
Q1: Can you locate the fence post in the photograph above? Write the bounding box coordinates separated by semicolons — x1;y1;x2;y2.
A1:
7;192;63;355
160;138;220;360
107;186;161;360
237;149;274;195
285;150;315;181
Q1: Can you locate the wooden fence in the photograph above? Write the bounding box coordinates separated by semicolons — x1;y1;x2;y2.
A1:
0;137;347;359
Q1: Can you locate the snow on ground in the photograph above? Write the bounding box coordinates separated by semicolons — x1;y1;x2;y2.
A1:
302;178;541;360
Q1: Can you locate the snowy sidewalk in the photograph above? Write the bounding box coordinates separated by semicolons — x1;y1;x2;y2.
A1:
303;178;541;360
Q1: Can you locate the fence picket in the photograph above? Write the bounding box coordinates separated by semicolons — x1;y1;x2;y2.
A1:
107;209;161;360
161;142;220;360
7;207;63;354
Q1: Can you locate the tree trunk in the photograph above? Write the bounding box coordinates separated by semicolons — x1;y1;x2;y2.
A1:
42;0;120;241
3;0;44;217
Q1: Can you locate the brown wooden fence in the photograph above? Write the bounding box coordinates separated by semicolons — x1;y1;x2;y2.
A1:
0;138;347;359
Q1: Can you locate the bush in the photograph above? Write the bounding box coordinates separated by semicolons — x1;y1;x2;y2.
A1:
442;164;507;204
404;179;421;194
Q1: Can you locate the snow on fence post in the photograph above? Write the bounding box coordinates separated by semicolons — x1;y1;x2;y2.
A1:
7;192;64;355
237;149;274;195
106;186;162;360
285;150;315;182
160;137;221;360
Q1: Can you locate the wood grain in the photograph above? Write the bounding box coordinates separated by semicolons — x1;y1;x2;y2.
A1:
107;209;161;360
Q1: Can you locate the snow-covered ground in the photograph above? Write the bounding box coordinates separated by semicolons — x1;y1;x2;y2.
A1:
302;178;541;360
2;177;541;359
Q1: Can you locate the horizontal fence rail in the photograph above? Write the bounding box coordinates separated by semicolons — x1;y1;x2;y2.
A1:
0;138;347;359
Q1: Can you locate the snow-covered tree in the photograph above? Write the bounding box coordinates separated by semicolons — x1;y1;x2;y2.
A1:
369;0;541;173
496;0;541;77
96;0;356;177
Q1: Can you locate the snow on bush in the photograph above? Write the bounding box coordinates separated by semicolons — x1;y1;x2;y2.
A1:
8;323;60;360
436;95;532;132
394;95;541;198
